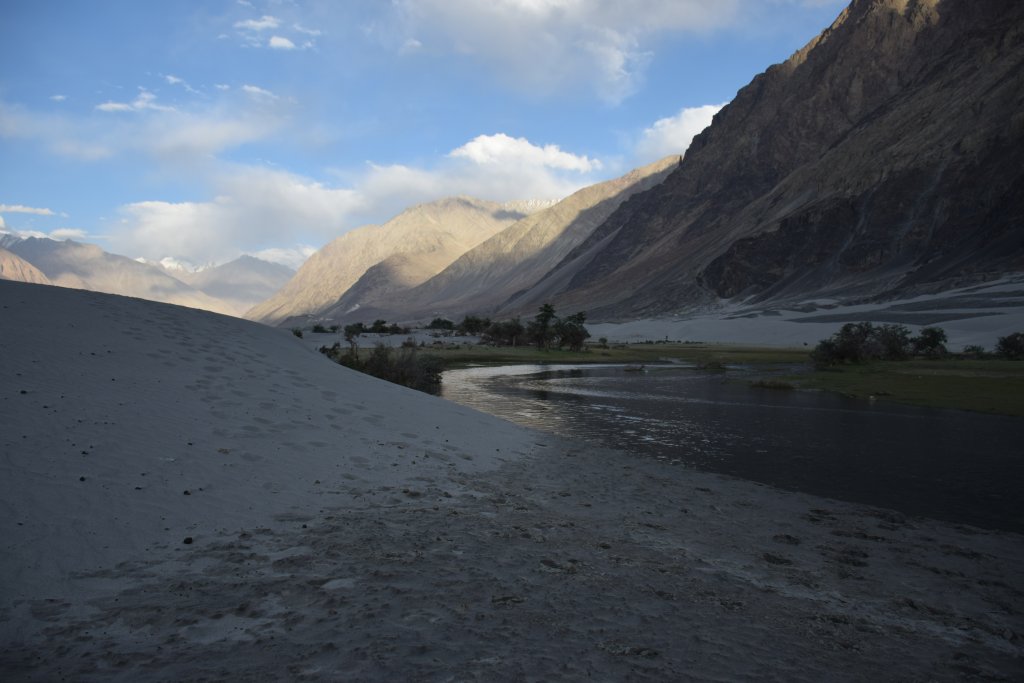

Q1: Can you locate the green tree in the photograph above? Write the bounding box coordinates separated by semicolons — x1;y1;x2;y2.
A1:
457;315;490;335
554;311;590;351
912;327;948;358
996;332;1024;359
482;318;524;346
529;303;557;350
428;317;455;331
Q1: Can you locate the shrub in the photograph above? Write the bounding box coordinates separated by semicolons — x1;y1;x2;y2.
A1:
750;379;795;390
962;345;987;359
291;328;303;338
912;326;948;359
321;342;443;394
312;324;328;333
996;332;1024;359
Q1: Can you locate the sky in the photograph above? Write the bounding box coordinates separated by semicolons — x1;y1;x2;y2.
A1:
0;0;846;270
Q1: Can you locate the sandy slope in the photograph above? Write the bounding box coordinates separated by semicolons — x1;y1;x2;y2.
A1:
589;277;1024;350
1;281;1021;681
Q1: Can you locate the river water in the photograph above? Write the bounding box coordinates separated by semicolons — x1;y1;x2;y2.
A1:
441;363;1024;533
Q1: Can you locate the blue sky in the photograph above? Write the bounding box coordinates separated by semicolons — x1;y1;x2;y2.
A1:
0;0;845;269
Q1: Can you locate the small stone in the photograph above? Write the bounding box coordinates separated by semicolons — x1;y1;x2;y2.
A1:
79;476;86;482
183;490;191;495
183;537;193;545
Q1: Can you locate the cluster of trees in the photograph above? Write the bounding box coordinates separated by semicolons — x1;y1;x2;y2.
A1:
478;304;591;351
812;322;947;366
812;322;1024;366
344;320;409;337
995;332;1024;359
319;342;442;394
427;305;590;351
426;315;492;336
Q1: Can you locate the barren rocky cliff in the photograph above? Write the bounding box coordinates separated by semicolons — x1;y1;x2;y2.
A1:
508;0;1023;319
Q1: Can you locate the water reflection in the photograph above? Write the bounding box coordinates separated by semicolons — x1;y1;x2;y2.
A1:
442;363;1024;533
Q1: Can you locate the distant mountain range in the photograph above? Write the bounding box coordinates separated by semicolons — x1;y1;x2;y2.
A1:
247;0;1023;327
245;196;549;326
5;0;1020;329
0;235;293;316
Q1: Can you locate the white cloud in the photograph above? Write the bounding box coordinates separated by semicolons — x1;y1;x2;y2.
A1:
241;84;278;100
396;0;742;103
269;35;296;50
50;95;67;102
0;216;5;229
165;74;201;94
248;245;316;270
634;103;726;163
294;24;322;37
450;133;600;173
0;204;56;216
235;15;280;31
96;89;174;113
50;228;89;241
108;132;600;265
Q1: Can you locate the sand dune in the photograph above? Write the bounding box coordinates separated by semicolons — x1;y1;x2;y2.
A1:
1;280;1021;680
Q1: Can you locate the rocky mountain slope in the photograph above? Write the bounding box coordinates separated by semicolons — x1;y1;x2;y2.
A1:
170;255;294;317
0;248;52;285
322;156;679;324
246;197;533;326
7;238;236;314
501;0;1024;320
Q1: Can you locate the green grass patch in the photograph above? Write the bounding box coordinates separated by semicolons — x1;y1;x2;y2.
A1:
789;359;1024;416
424;342;809;369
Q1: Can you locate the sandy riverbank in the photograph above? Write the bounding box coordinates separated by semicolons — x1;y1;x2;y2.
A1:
1;281;1021;681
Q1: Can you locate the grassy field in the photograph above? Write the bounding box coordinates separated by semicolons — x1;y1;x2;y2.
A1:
423;341;810;367
783;359;1024;417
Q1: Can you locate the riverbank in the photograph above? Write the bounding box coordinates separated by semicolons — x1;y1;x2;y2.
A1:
3;281;1022;680
332;338;1024;417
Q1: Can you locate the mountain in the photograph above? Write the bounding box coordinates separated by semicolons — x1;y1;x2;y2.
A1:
7;238;235;314
322;156;679;324
500;0;1024;320
169;255;294;317
246;196;537;325
0;248;52;285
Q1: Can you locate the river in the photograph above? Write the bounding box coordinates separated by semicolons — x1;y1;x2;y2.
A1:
441;363;1024;533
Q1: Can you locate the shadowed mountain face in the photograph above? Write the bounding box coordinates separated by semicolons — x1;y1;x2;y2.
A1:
502;0;1024;320
246;197;533;326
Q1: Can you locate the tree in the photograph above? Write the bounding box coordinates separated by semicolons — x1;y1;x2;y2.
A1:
370;319;389;334
529;303;557;350
912;327;948;358
428;317;455;331
810;322;914;366
344;322;364;353
482;318;524;347
996;332;1024;359
457;315;490;335
873;324;912;360
554;311;590;351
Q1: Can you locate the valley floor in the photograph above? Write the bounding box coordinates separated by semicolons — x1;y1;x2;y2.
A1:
4;440;1023;681
1;281;1022;681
